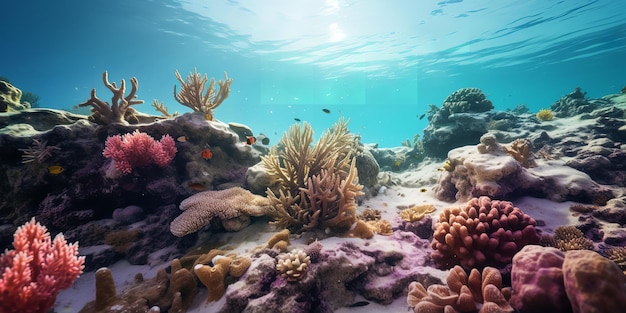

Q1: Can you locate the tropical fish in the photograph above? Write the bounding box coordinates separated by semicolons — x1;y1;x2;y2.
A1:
246;136;256;145
294;118;301;122
418;113;426;120
187;182;207;191
201;146;213;160
47;165;64;175
176;136;187;142
419;188;428;192
322;108;331;114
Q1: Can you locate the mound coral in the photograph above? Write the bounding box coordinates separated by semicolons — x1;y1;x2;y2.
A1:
407;266;513;313
0;218;85;313
103;130;177;174
442;88;494;114
430;196;540;269
170;187;273;237
276;249;311;281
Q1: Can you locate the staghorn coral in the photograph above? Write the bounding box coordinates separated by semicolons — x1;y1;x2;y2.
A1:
262;118;356;200
540;226;594;251
430;196;540;270
407;266;513;313
266;158;363;234
169;187;273;237
77;71;144;125
18;138;60;164
276;249;311;281
399;204;437;222
536;108;554;121
173;68;232;121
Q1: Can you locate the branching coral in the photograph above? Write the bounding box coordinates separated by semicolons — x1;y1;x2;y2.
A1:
540;226;594;251
399;204;436;222
407;266;513;313
430;196;540;269
263;118;361;234
77;71;144;125
276;249;311;281
173;68;232;121
19;139;60;164
503;139;536;168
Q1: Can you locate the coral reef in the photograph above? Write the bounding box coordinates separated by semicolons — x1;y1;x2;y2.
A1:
430;196;540;269
0;218;85;313
173;68;233;121
407;266;513;313
170;187;273;237
550;87;611;118
399;204;436;222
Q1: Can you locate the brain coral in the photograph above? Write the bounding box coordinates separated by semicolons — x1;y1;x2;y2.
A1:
442;87;494;114
431;196;541;269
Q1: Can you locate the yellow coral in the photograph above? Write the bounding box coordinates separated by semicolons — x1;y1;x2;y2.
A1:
536;108;554;121
399;204;436;222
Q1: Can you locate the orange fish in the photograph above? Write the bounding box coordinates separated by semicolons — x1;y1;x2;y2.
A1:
187;182;207;191
201;146;213;160
176;136;187;142
246;136;256;145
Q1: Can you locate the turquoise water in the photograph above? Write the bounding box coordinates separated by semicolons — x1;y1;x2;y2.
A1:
2;0;625;147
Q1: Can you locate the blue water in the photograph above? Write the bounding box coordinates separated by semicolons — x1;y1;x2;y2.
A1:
2;0;625;147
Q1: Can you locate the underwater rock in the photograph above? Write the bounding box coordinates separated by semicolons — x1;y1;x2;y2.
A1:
355;148;379;187
0;80;31;112
550;87;610;118
510;245;571;313
112;205;145;225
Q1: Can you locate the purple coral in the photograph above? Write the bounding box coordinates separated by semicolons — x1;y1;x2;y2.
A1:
103;130;177;174
431;196;540;269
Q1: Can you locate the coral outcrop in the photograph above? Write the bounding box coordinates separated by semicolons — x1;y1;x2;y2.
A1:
430;196;540;269
423;88;494;158
0;80;30;112
435;134;614;205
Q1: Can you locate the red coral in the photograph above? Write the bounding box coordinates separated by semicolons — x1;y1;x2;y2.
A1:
103;130;177;174
0;218;85;313
431;196;540;270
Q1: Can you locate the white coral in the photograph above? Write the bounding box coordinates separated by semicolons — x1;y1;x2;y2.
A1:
276;249;311;281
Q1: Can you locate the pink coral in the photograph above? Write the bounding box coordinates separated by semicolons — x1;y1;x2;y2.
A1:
0;218;85;313
431;196;540;269
103;129;177;174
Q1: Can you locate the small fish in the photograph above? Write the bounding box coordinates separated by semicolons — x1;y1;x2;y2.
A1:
419;188;428;192
347;301;370;307
47;165;64;175
205;113;213;121
418;113;426;120
176;136;187;142
322;108;331;114
187;182;207;191
394;160;402;167
294;118;301;122
201;146;213;160
246;136;256;145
